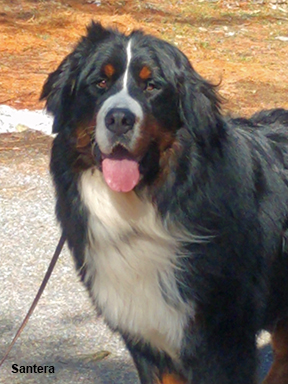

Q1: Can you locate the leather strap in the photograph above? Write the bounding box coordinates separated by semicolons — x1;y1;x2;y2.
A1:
0;232;66;367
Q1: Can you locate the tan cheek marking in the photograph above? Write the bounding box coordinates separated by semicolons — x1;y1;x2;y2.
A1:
132;119;176;160
104;64;115;78
139;66;152;80
75;125;95;149
161;373;187;384
75;128;91;148
73;125;96;172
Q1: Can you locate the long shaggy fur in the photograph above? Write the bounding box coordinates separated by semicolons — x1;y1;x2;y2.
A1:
41;22;288;384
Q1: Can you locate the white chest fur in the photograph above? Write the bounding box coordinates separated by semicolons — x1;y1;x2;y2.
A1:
79;168;192;357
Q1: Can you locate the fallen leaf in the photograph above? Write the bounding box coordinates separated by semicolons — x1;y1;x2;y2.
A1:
78;350;111;363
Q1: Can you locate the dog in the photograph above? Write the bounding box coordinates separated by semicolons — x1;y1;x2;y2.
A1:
41;22;288;384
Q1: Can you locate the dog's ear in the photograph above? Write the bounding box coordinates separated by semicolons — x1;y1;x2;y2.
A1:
40;55;73;133
40;22;111;133
174;50;224;148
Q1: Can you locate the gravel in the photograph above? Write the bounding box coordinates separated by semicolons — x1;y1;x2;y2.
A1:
0;106;273;383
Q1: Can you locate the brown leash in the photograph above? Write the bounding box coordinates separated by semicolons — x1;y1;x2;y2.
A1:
0;232;66;367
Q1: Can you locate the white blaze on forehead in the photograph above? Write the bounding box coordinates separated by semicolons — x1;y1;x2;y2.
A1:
95;38;144;154
123;39;132;90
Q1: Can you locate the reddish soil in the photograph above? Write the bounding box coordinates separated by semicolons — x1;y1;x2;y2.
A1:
0;0;288;117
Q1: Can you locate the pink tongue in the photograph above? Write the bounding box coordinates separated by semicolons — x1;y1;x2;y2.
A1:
102;158;140;192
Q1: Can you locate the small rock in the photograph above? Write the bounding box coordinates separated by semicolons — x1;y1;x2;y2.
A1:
16;124;29;132
275;36;288;41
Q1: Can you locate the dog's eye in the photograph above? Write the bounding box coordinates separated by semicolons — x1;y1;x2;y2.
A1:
97;79;108;89
144;80;156;92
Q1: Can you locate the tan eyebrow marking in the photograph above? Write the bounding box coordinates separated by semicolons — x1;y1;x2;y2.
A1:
104;64;115;78
139;66;152;80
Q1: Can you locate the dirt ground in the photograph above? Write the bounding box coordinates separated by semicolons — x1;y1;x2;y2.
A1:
0;0;288;117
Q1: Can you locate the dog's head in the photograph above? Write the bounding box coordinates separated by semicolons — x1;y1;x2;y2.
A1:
41;22;223;193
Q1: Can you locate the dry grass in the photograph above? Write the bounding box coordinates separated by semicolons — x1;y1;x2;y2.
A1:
0;0;288;116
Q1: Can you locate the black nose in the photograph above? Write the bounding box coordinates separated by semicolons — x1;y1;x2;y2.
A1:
105;108;136;135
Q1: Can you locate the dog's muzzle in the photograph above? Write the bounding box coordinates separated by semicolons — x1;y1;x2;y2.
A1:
105;108;136;136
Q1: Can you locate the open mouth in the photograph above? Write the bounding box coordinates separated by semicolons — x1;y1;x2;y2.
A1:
101;145;141;193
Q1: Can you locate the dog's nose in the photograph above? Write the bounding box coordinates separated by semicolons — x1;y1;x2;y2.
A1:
105;108;136;135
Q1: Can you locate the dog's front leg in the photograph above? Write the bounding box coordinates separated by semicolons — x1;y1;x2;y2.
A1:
180;319;258;384
123;337;186;384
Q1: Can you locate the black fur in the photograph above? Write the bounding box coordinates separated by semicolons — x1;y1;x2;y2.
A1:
41;22;288;384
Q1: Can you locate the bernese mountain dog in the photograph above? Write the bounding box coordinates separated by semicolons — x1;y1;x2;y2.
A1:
41;22;288;384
